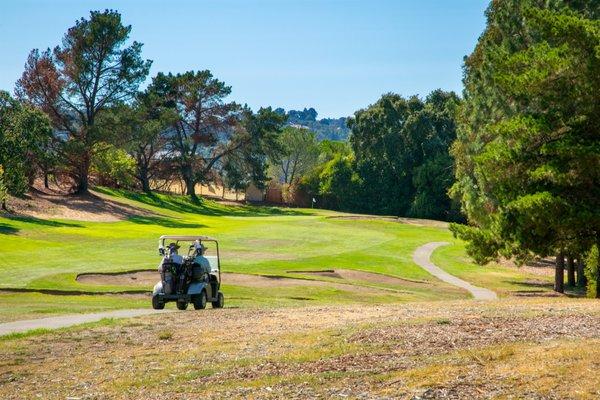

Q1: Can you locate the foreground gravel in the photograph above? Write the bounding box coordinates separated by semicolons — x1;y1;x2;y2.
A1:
0;298;599;399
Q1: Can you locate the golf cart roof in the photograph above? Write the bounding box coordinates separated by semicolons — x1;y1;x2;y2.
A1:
159;235;217;242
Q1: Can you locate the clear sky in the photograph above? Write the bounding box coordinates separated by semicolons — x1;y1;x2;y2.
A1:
0;0;488;118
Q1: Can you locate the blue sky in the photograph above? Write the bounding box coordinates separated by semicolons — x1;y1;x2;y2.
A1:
0;0;488;118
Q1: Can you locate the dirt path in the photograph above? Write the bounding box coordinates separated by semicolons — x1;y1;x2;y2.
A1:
0;309;171;336
413;241;497;300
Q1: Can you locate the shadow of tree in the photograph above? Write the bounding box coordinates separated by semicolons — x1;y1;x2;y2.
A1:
95;187;311;217
0;222;19;235
3;215;83;228
506;280;554;289
127;215;207;229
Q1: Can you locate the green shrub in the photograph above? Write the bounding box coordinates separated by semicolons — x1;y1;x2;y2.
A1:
584;245;599;298
91;143;136;189
158;330;173;340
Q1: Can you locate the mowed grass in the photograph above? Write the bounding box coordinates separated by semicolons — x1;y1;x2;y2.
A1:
0;292;149;323
432;243;553;296
0;188;551;321
1;189;448;286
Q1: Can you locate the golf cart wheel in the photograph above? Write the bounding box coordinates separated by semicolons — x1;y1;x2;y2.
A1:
176;301;188;310
152;295;165;310
212;292;224;309
193;291;207;310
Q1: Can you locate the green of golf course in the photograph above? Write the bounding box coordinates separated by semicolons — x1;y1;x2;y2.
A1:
0;188;552;321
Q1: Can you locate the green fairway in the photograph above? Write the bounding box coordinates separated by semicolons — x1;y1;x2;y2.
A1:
0;188;552;321
431;243;554;297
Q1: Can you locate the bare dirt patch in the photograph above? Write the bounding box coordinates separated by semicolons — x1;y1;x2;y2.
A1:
495;256;557;277
397;217;449;228
6;189;152;222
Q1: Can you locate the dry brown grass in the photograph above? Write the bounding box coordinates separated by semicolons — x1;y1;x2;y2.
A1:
1;298;599;399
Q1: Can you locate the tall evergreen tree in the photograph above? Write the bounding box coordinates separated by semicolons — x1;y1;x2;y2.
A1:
16;10;151;193
146;71;239;199
450;0;600;295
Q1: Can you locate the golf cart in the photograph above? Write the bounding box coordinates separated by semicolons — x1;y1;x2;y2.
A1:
152;235;224;310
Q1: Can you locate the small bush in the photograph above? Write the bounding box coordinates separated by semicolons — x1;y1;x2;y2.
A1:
91;143;136;189
158;330;173;340
584;245;599;298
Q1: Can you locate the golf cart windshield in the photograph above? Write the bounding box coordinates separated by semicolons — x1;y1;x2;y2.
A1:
159;235;217;247
158;235;220;274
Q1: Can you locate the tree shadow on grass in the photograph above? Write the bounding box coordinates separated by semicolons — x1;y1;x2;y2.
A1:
1;215;83;229
127;215;207;229
0;222;19;235
95;187;312;217
506;279;554;289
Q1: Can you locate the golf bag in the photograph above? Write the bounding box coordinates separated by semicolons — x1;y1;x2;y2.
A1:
174;261;193;294
159;260;177;295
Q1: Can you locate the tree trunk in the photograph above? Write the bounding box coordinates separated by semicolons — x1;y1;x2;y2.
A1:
185;177;196;199
222;185;225;199
554;251;565;293
44;172;50;189
141;176;151;193
138;164;151;193
566;256;575;287
182;165;196;200
74;153;91;194
595;247;600;299
577;258;587;287
28;170;36;188
75;173;89;194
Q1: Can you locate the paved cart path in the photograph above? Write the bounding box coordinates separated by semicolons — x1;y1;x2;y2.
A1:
0;309;172;336
413;242;498;300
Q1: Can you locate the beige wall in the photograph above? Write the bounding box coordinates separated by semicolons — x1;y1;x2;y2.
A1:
245;183;265;202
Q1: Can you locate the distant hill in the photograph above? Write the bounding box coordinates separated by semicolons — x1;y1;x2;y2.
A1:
274;107;350;141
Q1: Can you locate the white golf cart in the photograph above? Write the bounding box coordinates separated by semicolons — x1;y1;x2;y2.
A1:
152;235;224;310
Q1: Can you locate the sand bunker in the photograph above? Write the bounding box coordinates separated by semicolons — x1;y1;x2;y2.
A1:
294;269;427;286
76;269;415;294
77;270;159;286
